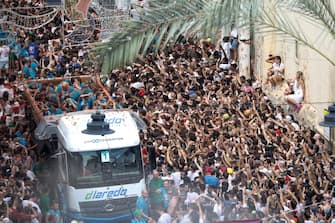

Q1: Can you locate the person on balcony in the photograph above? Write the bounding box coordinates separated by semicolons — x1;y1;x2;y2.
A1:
266;56;285;88
284;71;305;113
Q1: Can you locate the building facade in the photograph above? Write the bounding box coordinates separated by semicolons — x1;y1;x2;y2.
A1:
252;2;335;143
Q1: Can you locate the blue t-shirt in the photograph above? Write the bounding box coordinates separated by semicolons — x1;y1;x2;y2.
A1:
15;130;22;137
31;61;38;70
30;61;38;78
19;45;29;58
87;96;95;109
115;104;123;109
82;87;93;94
46;107;63;115
47;72;55;78
160;187;169;210
77;98;87;111
204;175;219;188
72;62;81;69
10;42;20;57
23;65;35;79
136;197;149;216
56;84;74;95
18;137;28;147
28;42;39;60
131;218;146;223
47;93;58;104
47;209;61;223
70;90;82;101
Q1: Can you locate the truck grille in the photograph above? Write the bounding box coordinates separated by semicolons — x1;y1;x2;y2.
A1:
79;197;137;217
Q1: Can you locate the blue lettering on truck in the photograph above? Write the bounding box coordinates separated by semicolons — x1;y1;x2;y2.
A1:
84;138;123;144
87;117;125;124
85;187;128;200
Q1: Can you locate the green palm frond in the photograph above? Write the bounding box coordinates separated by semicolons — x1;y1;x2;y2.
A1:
94;0;244;75
95;0;335;74
252;0;335;67
279;0;335;38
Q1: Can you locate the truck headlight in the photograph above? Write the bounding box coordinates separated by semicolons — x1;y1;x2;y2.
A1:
71;220;84;223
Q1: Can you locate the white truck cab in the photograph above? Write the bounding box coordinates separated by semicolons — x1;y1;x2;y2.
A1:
35;110;147;223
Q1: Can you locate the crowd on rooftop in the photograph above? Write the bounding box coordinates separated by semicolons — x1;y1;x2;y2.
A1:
0;0;334;223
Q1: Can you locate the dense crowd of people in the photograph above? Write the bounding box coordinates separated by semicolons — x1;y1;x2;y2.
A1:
0;1;100;223
0;1;334;223
105;38;334;223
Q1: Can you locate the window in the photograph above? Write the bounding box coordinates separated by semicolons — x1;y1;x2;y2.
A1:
67;145;143;188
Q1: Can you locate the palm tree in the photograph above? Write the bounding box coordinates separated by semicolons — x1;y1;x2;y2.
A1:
93;0;245;75
253;0;335;66
94;0;335;75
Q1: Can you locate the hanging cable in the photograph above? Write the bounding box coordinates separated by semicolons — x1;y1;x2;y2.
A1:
0;8;61;30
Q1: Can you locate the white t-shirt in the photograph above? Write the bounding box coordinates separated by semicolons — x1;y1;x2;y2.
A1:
130;82;144;89
272;62;285;76
0;45;9;62
230;28;238;38
187;170;200;182
219;64;231;70
171;171;182;186
184;192;199;205
291;122;300;131
130;8;140;20
158;213;172;223
221;42;231;59
22;200;41;214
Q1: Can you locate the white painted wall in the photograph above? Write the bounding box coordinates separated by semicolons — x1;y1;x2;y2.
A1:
254;4;335;137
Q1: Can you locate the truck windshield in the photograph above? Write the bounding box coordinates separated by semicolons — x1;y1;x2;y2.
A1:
67;146;143;188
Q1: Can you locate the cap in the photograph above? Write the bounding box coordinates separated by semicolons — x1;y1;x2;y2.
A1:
133;209;142;217
223;113;230;120
243;109;251;117
227;168;233;174
205;166;213;174
220;166;227;173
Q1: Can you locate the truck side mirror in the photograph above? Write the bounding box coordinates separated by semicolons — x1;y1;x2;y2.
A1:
49;133;58;153
49;151;66;184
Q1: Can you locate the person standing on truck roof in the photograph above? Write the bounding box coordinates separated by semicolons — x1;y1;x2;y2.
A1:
56;81;73;109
